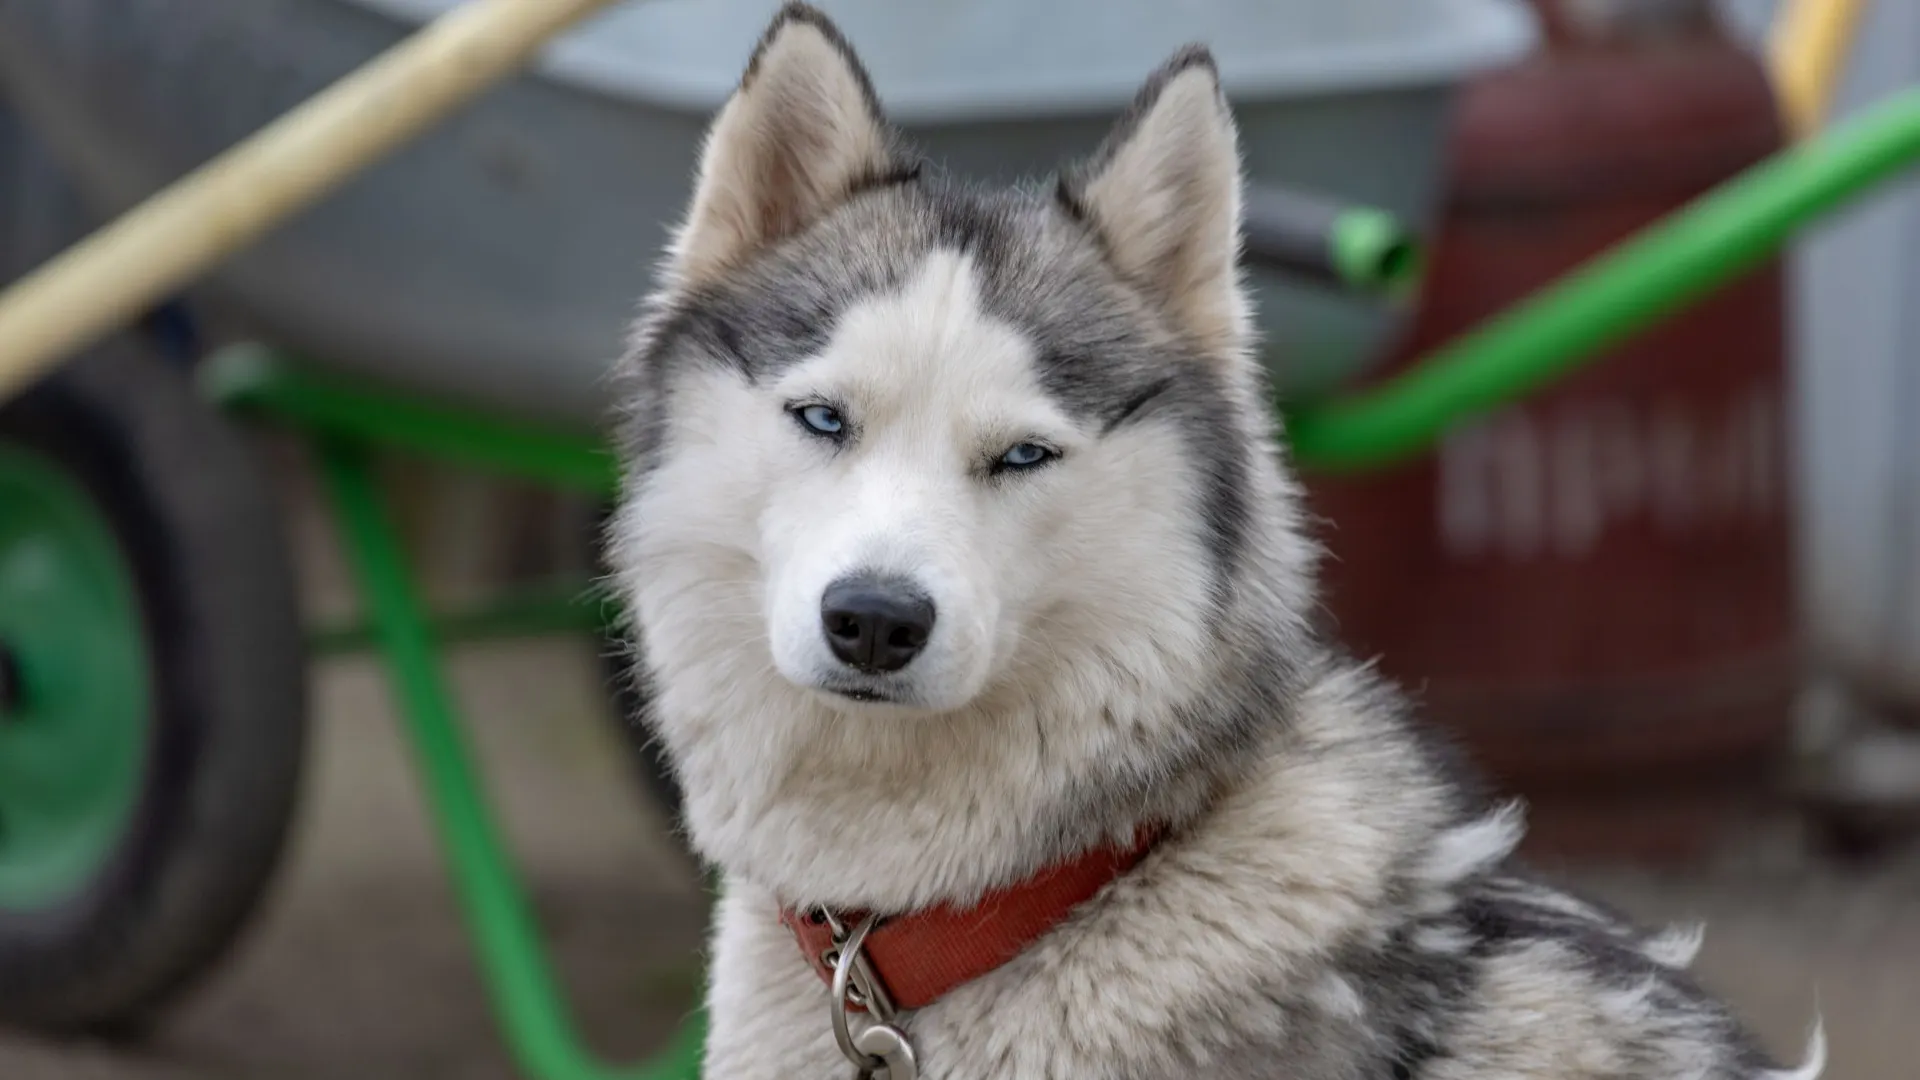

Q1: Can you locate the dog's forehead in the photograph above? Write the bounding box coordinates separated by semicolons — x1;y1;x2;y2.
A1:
662;183;1174;425
791;246;1059;417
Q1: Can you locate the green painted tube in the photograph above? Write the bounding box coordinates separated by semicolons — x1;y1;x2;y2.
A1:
203;343;619;496
1242;186;1422;295
308;585;614;656
317;443;703;1080
1285;85;1920;473
1331;207;1423;296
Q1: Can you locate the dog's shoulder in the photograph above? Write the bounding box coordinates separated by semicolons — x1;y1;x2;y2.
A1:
1249;659;1811;1080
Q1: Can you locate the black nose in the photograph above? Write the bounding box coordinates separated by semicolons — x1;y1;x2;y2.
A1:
820;576;936;674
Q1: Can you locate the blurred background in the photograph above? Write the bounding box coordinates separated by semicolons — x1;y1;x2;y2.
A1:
1;0;1918;1077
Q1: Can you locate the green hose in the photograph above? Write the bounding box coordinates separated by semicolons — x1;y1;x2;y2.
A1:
1285;85;1920;473
1242;186;1422;296
1331;207;1423;296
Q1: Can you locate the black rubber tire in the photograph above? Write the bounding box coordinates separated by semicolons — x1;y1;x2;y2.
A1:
0;339;308;1034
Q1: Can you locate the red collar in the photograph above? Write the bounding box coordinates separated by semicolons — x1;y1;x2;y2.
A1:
779;828;1160;1011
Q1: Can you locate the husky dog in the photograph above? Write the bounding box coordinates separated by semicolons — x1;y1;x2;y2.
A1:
608;5;1822;1078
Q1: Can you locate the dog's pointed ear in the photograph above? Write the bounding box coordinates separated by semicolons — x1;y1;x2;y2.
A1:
668;3;903;289
1059;47;1248;357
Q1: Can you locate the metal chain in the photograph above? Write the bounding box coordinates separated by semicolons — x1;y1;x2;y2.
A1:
817;910;919;1080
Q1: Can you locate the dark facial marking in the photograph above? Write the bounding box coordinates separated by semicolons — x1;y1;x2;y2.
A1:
848;158;925;196
1102;376;1177;435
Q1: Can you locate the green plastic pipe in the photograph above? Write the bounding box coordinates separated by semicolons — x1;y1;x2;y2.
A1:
1332;207;1423;296
204;343;618;496
1242;186;1422;296
316;441;703;1080
308;584;614;657
1285;84;1920;473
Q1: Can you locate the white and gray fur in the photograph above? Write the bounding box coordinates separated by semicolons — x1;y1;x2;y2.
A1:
608;6;1824;1078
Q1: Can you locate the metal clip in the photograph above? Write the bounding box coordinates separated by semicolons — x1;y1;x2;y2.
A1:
852;1022;918;1080
822;911;918;1080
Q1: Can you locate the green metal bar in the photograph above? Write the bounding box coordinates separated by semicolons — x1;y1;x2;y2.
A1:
1331;207;1422;296
314;440;702;1080
1242;187;1422;296
205;343;618;496
1285;84;1920;472
309;584;616;657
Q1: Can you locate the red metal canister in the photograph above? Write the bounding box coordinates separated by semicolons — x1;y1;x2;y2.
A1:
1306;1;1794;861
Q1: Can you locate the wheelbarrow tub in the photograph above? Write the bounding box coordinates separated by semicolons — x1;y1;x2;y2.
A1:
0;0;1535;426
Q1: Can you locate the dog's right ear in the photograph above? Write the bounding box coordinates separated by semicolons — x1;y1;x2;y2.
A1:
666;3;901;290
1058;47;1248;361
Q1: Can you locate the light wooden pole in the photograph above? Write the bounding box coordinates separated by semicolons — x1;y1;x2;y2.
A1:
1771;0;1869;140
0;0;626;403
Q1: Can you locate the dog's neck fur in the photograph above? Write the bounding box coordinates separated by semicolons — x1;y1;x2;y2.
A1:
652;507;1315;916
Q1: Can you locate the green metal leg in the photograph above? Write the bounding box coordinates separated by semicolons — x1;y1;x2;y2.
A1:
309;582;616;658
314;440;704;1080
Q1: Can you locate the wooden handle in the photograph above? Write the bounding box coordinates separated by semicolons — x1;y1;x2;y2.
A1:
0;0;625;403
1771;0;1869;139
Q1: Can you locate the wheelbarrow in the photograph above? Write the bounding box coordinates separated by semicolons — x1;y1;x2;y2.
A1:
0;0;1911;1077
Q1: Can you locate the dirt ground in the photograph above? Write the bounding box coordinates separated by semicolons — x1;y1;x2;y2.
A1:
0;636;709;1080
4;458;1919;1079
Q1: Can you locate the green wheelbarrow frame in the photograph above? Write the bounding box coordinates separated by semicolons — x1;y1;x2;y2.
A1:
195;85;1920;1080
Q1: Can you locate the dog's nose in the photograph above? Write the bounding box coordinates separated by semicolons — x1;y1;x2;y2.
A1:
820;576;936;674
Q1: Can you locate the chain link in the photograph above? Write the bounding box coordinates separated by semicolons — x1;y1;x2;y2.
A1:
818;910;918;1080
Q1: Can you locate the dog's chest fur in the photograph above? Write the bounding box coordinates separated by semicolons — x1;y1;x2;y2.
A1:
696;662;1775;1080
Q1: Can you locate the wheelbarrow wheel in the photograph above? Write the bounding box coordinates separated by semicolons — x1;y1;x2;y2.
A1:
0;337;307;1034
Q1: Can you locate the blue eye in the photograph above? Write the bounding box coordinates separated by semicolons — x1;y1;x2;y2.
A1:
795;403;845;437
999;442;1054;470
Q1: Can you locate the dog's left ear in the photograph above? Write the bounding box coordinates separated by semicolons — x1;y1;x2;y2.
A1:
668;3;904;289
1060;47;1248;357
